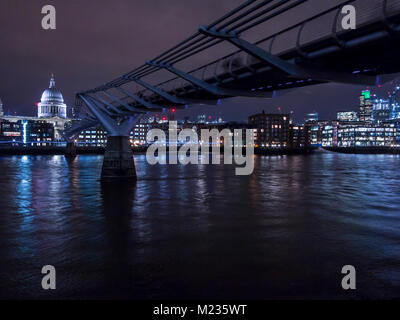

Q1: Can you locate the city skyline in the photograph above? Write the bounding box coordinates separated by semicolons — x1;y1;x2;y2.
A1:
1;73;400;123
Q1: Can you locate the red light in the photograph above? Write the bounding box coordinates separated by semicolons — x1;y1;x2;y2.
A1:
162;116;167;121
171;108;176;113
35;102;39;107
208;116;212;119
277;107;281;111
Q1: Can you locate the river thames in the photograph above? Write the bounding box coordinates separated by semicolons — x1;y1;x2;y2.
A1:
0;152;399;299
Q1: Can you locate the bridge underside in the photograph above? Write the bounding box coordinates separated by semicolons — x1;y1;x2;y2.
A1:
148;20;400;107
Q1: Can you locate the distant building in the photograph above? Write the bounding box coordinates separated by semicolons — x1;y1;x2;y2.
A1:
389;86;400;120
337;111;358;122
373;109;391;123
248;111;290;147
321;122;340;147
289;124;309;148
305;112;318;123
1;74;71;141
75;121;151;147
38;75;67;119
197;114;206;124
0;119;54;146
359;90;373;123
338;123;399;147
0;120;21;143
0;98;4;118
23;120;54;145
196;121;253;147
130;123;149;146
307;123;320;146
303;120;330;147
76;126;108;146
322;121;400;147
371;98;391;123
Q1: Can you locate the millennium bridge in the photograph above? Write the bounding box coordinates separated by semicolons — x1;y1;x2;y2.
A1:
65;0;400;180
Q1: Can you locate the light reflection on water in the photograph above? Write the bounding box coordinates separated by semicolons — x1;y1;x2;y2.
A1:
0;152;399;299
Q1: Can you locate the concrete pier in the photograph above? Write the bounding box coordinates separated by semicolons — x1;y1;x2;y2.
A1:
101;136;137;181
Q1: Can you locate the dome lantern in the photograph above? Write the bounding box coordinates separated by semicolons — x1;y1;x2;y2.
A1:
49;74;56;89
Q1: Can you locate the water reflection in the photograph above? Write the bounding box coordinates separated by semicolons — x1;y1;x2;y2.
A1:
0;153;400;299
98;181;136;298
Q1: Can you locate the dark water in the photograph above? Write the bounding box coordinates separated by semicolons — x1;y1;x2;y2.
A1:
0;152;399;300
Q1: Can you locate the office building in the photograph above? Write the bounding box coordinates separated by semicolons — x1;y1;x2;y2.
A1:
337;111;358;122
248;111;290;147
305;112;319;123
359;90;373;123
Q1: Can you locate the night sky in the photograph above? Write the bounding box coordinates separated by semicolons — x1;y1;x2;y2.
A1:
0;0;398;123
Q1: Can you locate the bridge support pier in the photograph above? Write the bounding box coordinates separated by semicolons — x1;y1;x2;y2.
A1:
101;136;137;181
65;142;77;158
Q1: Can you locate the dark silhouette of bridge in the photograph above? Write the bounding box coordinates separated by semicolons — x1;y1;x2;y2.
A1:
65;0;400;180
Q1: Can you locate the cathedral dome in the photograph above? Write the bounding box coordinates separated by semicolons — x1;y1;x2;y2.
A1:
38;74;67;119
41;75;64;104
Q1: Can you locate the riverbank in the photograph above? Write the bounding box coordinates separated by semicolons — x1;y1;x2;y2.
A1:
323;146;400;154
254;147;315;155
0;145;315;156
0;146;104;155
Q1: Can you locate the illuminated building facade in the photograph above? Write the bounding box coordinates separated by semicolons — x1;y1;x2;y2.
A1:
289;124;309;148
248;111;290;147
74;123;151;147
37;75;67;119
130;123;150;146
372;97;390;123
389;86;400;120
303;120;330;147
322;122;400;147
0;98;3;118
195;122;253;147
305;113;319;123
338;124;398;147
359;90;373;123
197;114;206;124
0;119;54;146
337;111;358;122
321;122;340;147
0;120;21;142
76;127;108;146
307;124;320;146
